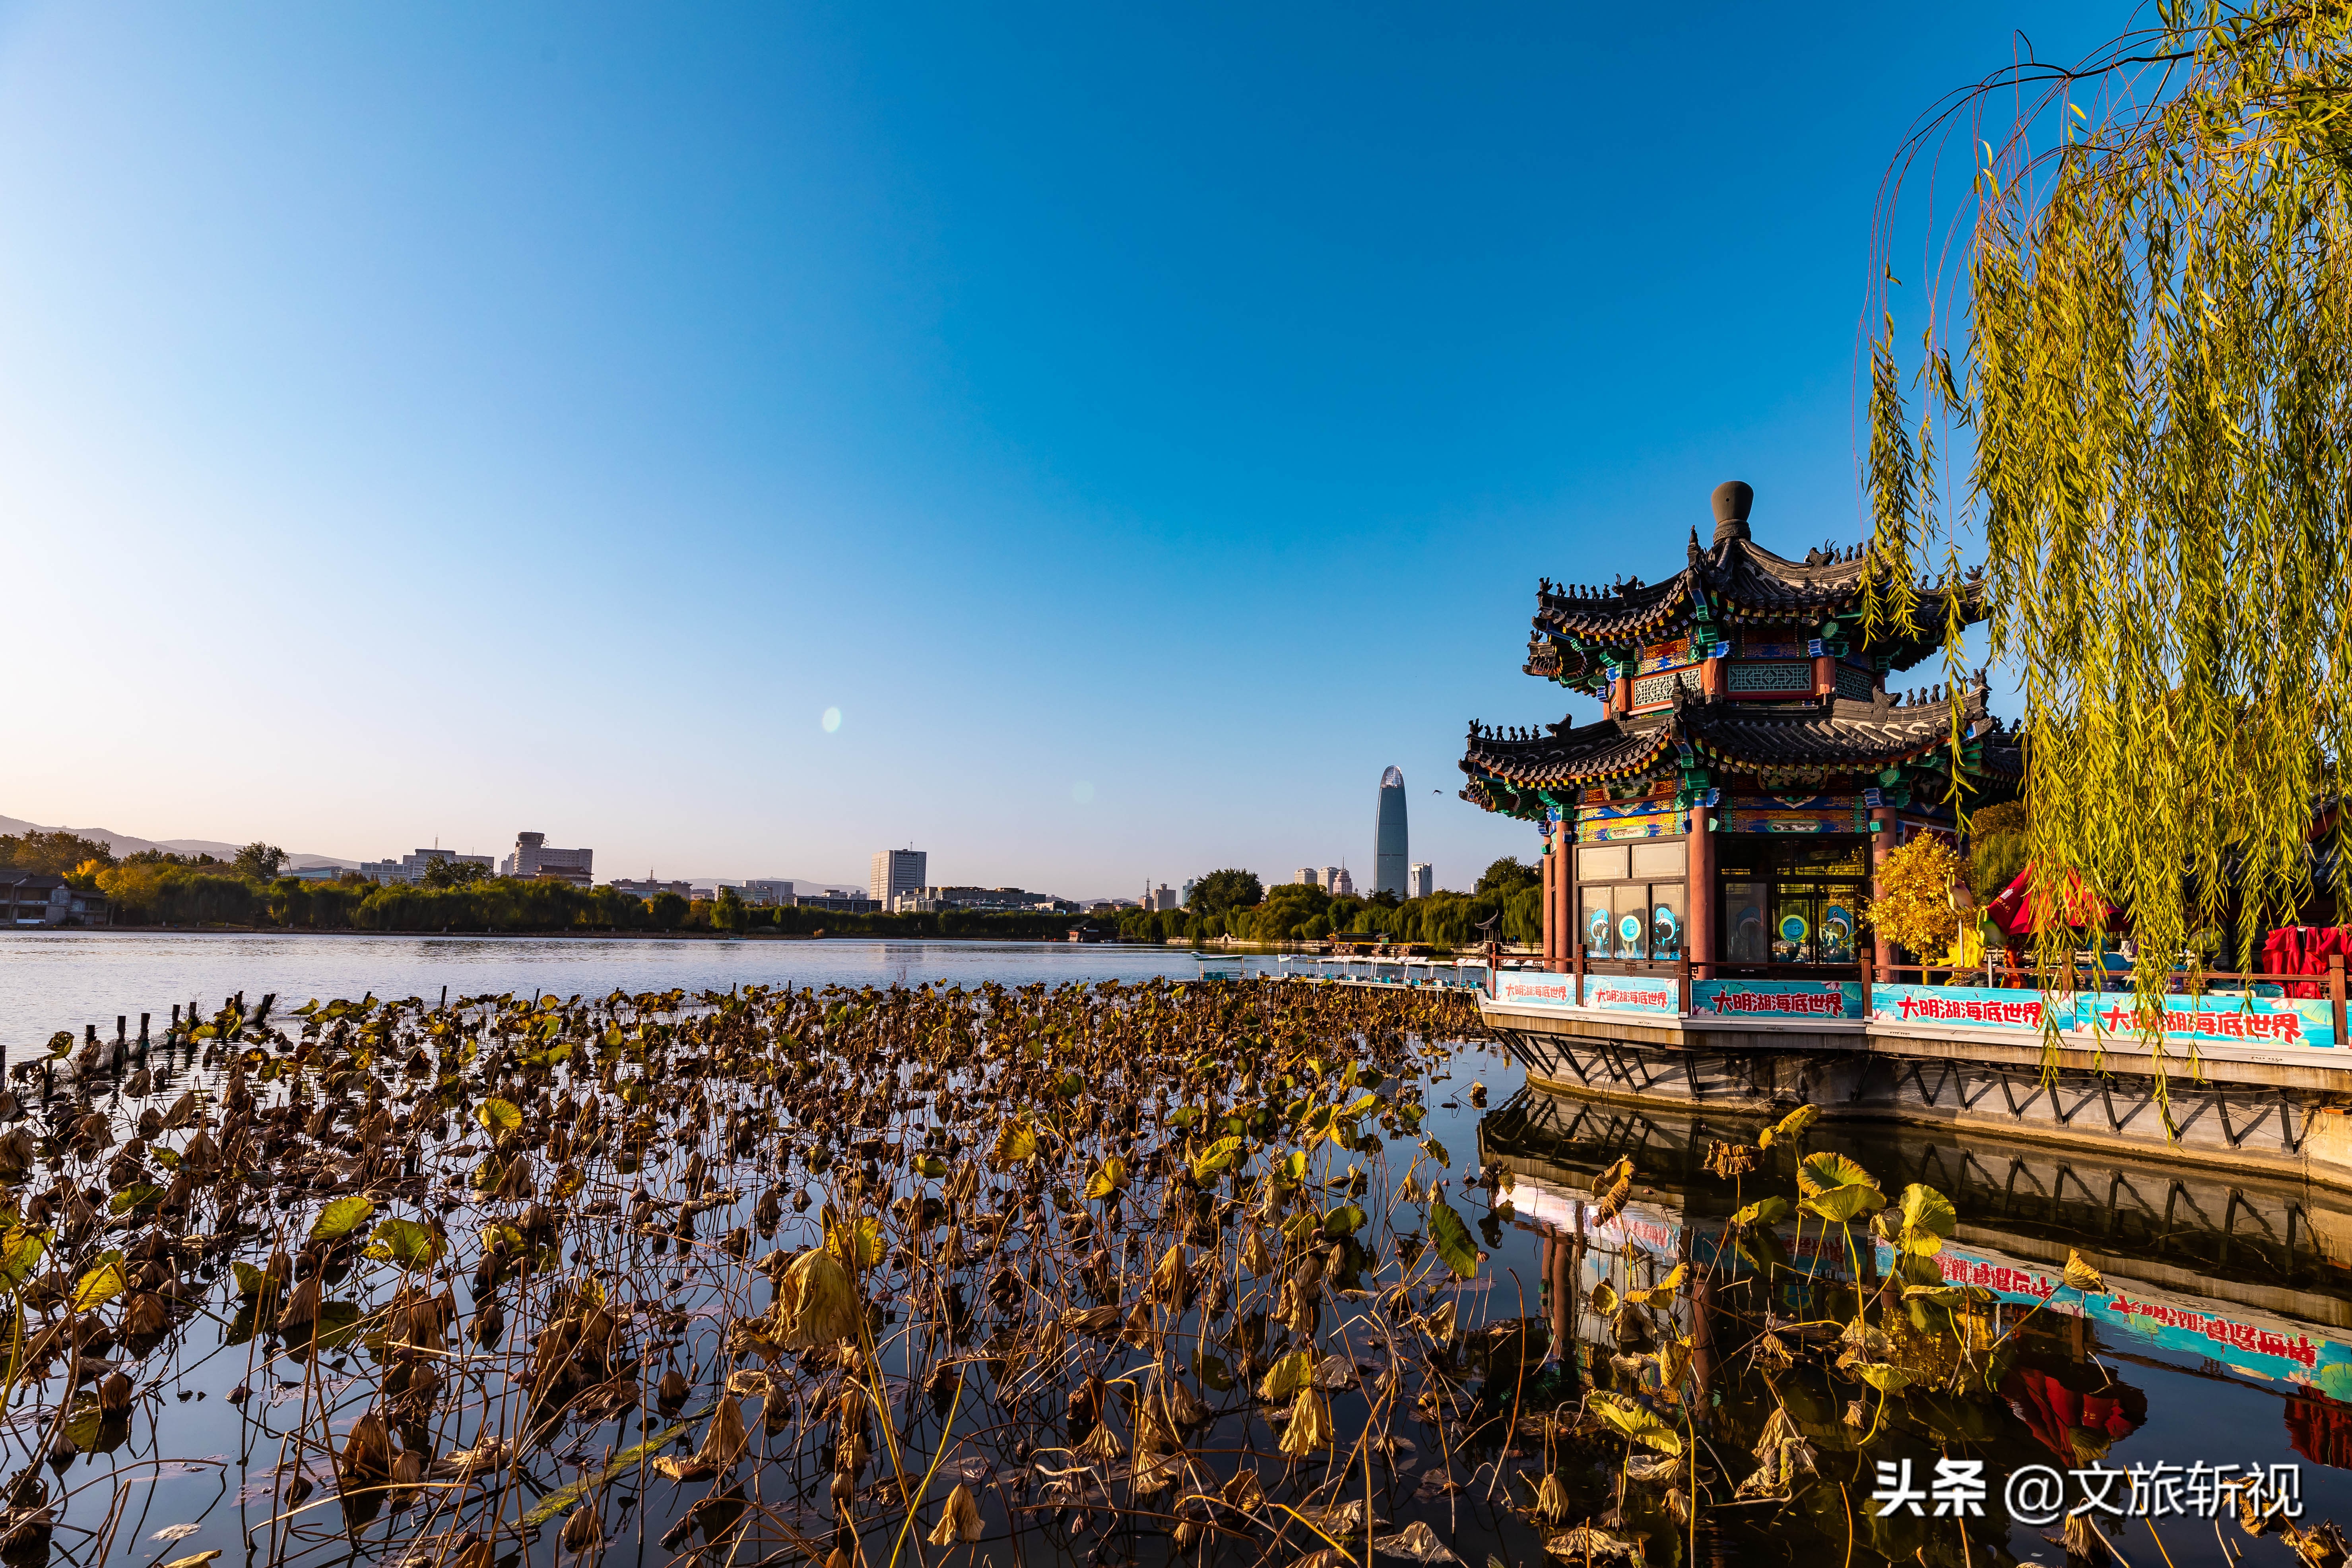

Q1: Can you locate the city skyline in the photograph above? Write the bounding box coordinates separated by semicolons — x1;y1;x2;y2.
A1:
2;806;1473;904
0;3;2080;887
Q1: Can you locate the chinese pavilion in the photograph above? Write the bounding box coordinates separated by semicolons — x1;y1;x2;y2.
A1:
1458;481;2022;980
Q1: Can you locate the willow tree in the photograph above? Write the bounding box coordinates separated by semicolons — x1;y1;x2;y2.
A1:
1865;1;2352;1012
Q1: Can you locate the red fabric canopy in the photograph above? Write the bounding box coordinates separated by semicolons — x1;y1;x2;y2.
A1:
1984;863;2110;939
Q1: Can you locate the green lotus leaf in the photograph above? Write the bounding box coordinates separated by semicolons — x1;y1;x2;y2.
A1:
1851;1361;1915;1394
1757;1104;1819;1149
1796;1153;1884;1222
1901;1284;1965;1307
1894;1183;1956;1254
1427;1198;1480;1279
1191;1136;1245;1180
1587;1390;1684;1455
313;1195;376;1241
1258;1349;1314;1403
1730;1196;1791;1228
72;1254;126;1312
363;1218;443;1269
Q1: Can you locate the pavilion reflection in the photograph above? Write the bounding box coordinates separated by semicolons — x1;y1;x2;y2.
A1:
1478;1087;2352;1559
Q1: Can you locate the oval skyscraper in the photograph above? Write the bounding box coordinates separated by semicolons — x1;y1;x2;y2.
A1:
1375;766;1408;898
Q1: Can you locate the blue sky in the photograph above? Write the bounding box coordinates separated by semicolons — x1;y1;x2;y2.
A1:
0;2;2105;897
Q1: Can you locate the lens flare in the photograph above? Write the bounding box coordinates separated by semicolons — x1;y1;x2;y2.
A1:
821;707;842;733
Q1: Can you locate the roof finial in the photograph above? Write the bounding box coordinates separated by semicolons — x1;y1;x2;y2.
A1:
1711;480;1753;546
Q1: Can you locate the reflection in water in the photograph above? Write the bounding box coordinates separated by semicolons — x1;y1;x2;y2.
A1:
1479;1088;2352;1562
0;933;1228;1043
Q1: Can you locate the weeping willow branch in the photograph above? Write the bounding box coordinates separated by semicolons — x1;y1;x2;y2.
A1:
1866;1;2352;1036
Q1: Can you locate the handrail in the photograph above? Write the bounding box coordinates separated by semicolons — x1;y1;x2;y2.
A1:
1497;951;2352;1046
1874;961;2313;987
1872;954;2350;1046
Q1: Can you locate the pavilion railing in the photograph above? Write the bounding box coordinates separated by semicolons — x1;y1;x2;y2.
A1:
1866;955;2349;1050
1506;950;2352;1048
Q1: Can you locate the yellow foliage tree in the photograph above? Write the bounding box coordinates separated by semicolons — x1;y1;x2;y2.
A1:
1864;836;1964;960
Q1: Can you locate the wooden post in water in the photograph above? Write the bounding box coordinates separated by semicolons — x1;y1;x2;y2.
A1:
1569;1200;1587;1368
2333;955;2346;1049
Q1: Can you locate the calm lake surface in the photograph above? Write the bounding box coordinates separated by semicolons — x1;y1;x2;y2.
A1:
0;933;1258;1046
8;931;2352;1562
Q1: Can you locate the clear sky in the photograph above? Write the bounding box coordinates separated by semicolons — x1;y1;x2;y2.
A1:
0;2;2107;897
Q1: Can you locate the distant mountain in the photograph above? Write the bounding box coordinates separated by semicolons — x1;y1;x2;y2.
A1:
0;815;355;871
1;819;1089;894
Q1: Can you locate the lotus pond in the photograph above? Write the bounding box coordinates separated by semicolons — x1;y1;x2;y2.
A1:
0;978;2344;1568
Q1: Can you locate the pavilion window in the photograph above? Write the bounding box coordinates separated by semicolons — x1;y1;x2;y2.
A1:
1577;841;1684;964
1715;837;1866;968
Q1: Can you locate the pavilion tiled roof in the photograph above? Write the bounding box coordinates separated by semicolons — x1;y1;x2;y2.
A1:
1459;680;2018;793
1527;528;1985;653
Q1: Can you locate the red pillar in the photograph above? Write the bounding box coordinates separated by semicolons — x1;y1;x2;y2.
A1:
1559;825;1577;973
1813;652;1836;698
1541;833;1560;970
1871;805;1898;971
1688;803;1714;980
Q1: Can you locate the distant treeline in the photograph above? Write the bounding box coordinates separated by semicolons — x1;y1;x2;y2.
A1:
1108;860;1545;949
29;829;1554;947
87;864;1080;938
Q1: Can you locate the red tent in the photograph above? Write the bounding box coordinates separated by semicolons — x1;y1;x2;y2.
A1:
1984;863;2111;939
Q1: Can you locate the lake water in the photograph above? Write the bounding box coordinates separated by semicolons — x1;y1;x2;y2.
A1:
0;932;1253;1046
12;930;2352;1561
1481;1088;2352;1562
12;972;1518;1568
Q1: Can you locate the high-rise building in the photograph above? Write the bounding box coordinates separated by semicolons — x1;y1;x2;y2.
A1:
741;880;794;906
1292;867;1318;890
1375;766;1409;898
1328;866;1355;898
607;877;694;900
502;832;593;885
870;849;928;904
1409;862;1434;898
358;848;495;885
1145;883;1179;912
